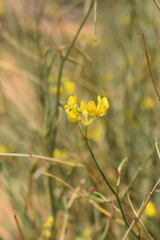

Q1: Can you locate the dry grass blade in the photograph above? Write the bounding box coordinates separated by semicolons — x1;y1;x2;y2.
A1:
41;172;125;225
0;153;84;168
142;33;160;100
152;0;160;10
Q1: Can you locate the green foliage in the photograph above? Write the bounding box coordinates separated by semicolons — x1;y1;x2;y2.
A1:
0;0;160;239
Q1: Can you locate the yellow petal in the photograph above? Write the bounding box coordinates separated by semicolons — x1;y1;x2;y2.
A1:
87;101;97;117
64;104;70;114
97;96;109;117
68;107;79;122
68;95;77;107
145;202;156;217
80;100;88;115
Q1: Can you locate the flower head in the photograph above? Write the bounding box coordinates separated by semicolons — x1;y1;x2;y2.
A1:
64;95;109;126
68;107;79;122
145;201;156;217
97;95;109;117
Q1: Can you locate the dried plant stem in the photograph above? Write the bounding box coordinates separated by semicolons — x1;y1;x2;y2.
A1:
155;136;160;158
120;147;155;201
0;153;84;168
142;33;160;100
55;0;94;110
13;214;25;240
45;0;95;218
126;194;154;240
41;172;124;225
122;180;160;240
152;0;160;10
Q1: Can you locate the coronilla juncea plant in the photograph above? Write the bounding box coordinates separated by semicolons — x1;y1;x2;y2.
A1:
64;95;109;126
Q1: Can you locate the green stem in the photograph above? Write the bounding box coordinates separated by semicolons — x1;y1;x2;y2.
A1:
46;0;95;227
56;0;94;110
120;147;155;201
77;122;141;240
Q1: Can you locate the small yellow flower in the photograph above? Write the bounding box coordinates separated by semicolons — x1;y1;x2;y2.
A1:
145;201;156;217
43;229;51;238
82;228;91;237
97;95;109;117
80;100;88;116
79;100;96;126
87;101;97;117
68;95;77;107
68;107;79;122
53;149;67;158
63;79;75;95
105;72;114;81
64;95;109;125
140;97;154;110
0;145;7;153
43;216;54;228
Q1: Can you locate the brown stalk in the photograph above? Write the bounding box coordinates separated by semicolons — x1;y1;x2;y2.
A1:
13;214;25;240
41;172;125;226
152;0;160;10
142;33;160;100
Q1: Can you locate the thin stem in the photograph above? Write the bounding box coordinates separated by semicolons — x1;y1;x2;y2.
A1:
122;180;160;240
77;123;141;240
120;147;155;201
56;0;94;109
0;153;84;168
13;214;25;240
152;0;160;10
142;33;160;100
47;1;94;217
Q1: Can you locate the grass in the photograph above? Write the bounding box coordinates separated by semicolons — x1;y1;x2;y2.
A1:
0;0;160;239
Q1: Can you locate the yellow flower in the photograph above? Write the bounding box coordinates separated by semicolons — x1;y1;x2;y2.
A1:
64;95;78;114
0;0;4;16
43;216;54;228
87;101;97;117
63;79;75;95
64;95;109;126
53;149;67;158
43;229;51;238
140;97;154;110
0;145;7;153
105;72;114;81
79;100;96;126
97;95;109;117
145;201;156;217
82;228;91;237
68;107;79;122
80;100;88;116
68;95;77;107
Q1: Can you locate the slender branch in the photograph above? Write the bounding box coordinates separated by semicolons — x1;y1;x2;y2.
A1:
0;153;84;168
56;0;94;108
77;123;141;240
120;147;155;201
13;214;25;240
142;33;160;100
137;179;160;219
155;136;160;158
41;172;124;225
152;0;160;10
122;180;160;240
122;194;154;240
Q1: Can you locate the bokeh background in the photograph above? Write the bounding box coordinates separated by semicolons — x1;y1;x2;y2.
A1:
0;0;160;239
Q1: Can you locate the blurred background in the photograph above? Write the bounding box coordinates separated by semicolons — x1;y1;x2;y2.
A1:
0;0;160;239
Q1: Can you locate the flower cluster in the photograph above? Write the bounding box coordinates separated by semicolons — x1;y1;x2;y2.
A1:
38;216;54;240
64;95;109;126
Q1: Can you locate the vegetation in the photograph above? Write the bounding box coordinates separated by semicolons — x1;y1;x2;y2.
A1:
0;0;160;239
